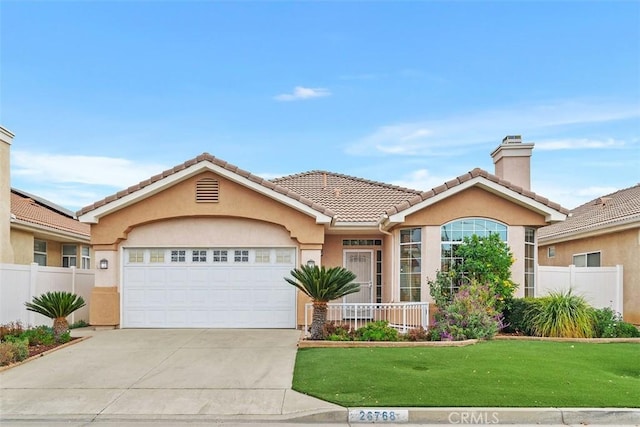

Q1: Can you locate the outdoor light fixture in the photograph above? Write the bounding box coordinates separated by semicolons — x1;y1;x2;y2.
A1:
99;259;109;270
306;259;316;267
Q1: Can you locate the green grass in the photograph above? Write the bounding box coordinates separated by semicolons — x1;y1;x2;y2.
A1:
293;341;640;407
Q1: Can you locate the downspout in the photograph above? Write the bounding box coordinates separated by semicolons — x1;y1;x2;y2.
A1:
378;216;396;302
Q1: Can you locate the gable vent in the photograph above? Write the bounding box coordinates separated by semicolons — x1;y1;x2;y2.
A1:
196;178;219;202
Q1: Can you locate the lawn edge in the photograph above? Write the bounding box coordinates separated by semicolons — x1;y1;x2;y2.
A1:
0;335;91;372
494;335;640;343
298;339;478;348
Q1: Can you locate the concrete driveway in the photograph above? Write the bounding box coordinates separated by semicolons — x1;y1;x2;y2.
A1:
0;328;342;423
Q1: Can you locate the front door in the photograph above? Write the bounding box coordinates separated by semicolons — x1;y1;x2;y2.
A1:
343;250;374;318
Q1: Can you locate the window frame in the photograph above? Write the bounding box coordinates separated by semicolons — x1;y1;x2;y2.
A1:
62;244;78;268
399;227;422;302
34;239;47;266
573;251;601;267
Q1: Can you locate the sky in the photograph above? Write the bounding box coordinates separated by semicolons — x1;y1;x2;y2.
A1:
1;1;639;213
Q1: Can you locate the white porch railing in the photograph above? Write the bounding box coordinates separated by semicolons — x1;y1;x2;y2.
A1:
304;302;429;337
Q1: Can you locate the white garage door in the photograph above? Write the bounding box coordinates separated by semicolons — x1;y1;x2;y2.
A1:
122;248;296;328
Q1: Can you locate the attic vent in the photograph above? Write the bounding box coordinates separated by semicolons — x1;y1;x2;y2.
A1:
196;178;219;202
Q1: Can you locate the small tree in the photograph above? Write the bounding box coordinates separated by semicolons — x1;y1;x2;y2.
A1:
285;265;359;340
25;292;86;341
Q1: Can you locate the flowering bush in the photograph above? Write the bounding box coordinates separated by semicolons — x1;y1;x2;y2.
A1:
429;280;503;341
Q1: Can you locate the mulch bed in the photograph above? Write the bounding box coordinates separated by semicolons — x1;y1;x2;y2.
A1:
27;337;81;358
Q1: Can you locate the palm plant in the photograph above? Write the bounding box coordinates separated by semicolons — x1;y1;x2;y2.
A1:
285;265;359;340
25;292;86;341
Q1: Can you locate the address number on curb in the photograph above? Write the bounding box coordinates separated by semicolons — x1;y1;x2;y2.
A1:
349;409;409;423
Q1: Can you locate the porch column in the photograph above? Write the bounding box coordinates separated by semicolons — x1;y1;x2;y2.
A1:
90;248;120;326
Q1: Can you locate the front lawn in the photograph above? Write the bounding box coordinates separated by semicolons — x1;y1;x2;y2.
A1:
293;341;640;407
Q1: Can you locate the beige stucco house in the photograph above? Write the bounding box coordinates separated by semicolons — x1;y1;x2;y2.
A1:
538;184;640;324
77;135;568;328
0;126;91;268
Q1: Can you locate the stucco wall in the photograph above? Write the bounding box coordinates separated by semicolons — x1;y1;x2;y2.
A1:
90;171;325;247
539;227;640;324
0;129;13;264
9;229;33;265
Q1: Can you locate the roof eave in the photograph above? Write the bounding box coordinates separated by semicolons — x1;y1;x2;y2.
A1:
10;219;90;243
539;216;640;245
78;161;333;225
387;177;567;224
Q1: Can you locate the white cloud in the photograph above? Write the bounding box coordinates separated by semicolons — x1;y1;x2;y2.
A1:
531;181;620;210
11;151;168;188
346;100;640;156
274;86;331;101
535;138;624;150
390;169;449;192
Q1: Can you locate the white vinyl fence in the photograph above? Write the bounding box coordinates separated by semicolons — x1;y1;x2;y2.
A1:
0;263;94;326
537;265;623;315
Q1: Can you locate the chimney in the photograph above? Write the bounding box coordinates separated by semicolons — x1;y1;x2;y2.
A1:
0;126;15;263
490;135;534;190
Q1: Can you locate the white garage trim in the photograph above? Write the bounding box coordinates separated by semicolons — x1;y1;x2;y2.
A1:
121;247;296;328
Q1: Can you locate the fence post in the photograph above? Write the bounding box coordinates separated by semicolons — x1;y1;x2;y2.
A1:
569;264;576;288
70;266;77;325
615;265;624;316
29;263;38;326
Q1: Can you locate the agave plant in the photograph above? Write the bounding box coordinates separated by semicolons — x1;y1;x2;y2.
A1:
25;292;86;340
285;265;359;340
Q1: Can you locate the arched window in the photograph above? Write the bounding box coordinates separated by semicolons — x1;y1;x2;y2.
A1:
440;218;507;273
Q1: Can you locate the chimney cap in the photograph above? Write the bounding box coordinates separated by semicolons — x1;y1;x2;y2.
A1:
502;135;522;144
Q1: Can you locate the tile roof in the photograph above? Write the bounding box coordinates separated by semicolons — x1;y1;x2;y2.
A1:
538;183;640;241
11;190;90;238
272;171;422;223
384;168;569;217
76;153;336;218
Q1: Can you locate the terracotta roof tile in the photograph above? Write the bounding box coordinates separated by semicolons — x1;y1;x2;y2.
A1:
539;183;640;240
272;171;421;223
11;191;90;238
76;153;336;218
384;168;570;217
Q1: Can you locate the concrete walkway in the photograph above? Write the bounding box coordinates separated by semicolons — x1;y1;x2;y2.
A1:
1;328;638;425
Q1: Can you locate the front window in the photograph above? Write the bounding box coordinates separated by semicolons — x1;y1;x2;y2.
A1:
441;219;508;291
34;240;47;266
573;252;601;267
524;228;535;297
399;228;421;302
62;244;77;268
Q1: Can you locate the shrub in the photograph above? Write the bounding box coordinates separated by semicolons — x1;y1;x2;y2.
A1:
69;320;89;329
615;322;640;338
356;321;399;341
429;280;503;341
592;307;640;338
0;337;29;365
323;322;355;341
529;290;594;338
405;327;429;341
58;330;72;343
0;321;25;340
22;325;55;346
503;298;542;335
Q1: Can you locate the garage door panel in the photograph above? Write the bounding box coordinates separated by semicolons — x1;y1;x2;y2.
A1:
123;248;296;328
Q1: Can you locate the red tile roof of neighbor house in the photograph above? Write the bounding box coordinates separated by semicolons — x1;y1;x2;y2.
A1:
11;190;90;237
77;153;569;224
538;183;640;241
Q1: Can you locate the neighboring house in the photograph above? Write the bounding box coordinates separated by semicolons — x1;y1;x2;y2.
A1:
10;188;91;268
0;126;91;268
78;135;568;329
538;184;640;324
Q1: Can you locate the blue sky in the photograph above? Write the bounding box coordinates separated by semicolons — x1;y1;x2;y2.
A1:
2;1;639;212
